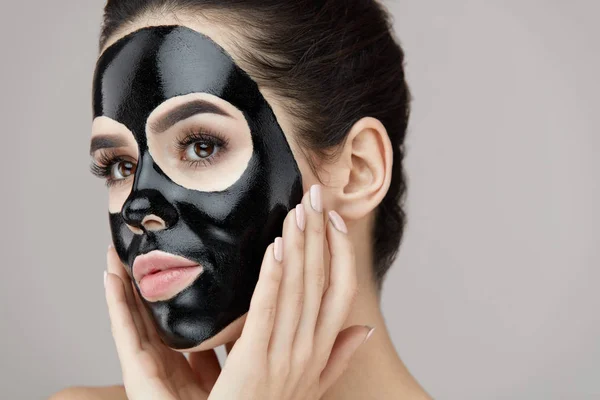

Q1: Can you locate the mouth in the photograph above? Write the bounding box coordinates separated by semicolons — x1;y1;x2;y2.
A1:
132;250;203;302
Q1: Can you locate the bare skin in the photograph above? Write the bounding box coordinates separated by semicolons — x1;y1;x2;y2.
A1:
50;233;430;399
51;236;429;399
50;10;431;400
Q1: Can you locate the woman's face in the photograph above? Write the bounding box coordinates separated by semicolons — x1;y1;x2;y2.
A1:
90;20;313;351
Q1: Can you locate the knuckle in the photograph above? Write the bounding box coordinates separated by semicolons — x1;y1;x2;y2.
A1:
293;235;305;251
249;297;277;323
270;268;284;285
261;304;277;323
309;220;325;235
293;347;313;370
328;280;357;305
265;263;283;284
344;283;359;304
314;267;326;290
292;290;305;309
349;284;359;304
242;361;264;381
270;356;291;379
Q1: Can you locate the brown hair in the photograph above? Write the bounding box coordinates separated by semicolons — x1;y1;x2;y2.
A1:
99;0;411;292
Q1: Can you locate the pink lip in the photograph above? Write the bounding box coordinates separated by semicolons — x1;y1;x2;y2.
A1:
132;250;203;302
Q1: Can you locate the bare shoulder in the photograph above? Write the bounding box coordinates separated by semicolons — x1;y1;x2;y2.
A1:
49;385;127;400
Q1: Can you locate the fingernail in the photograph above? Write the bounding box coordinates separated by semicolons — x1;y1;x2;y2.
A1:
363;326;375;344
296;204;306;231
103;271;107;288
274;237;283;262
310;184;322;213
108;243;114;250
328;210;347;234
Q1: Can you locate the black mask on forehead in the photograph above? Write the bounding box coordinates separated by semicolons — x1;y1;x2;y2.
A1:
92;25;303;349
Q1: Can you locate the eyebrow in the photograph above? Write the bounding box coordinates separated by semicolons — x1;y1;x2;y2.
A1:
149;99;232;134
89;135;128;155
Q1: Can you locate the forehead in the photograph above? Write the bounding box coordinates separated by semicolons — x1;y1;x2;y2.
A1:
92;25;259;134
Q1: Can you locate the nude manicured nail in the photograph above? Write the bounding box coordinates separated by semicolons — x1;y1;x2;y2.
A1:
274;237;283;262
296;204;306;231
103;271;107;288
328;210;347;234
108;243;114;250
363;326;376;344
310;184;322;213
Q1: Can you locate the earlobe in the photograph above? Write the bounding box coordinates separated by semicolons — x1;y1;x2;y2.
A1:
335;117;393;221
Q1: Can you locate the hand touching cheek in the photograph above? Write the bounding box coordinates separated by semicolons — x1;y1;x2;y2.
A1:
103;184;373;400
208;185;374;400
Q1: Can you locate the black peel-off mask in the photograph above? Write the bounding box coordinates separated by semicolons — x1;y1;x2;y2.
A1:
92;25;303;349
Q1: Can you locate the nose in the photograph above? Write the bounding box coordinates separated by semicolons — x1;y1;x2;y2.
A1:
121;189;178;234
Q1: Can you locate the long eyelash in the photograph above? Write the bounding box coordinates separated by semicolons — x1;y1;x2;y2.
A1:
175;128;229;152
89;150;133;187
175;128;230;168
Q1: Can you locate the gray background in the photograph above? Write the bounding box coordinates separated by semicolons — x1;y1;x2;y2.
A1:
0;1;598;399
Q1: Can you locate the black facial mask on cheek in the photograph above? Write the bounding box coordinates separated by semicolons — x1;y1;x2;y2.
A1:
92;25;303;349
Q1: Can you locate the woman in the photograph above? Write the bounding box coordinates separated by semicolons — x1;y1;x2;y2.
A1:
53;0;430;398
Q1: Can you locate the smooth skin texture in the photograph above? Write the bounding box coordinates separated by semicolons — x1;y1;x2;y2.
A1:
51;12;431;400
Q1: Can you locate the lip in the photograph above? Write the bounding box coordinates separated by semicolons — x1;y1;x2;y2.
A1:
132;250;203;302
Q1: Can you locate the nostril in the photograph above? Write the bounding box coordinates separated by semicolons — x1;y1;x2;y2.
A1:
141;215;167;232
121;189;179;231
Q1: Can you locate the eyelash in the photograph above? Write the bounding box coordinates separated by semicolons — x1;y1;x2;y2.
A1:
90;129;230;187
89;150;133;188
175;129;229;168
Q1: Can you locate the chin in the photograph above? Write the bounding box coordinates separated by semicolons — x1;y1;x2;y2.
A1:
171;312;248;352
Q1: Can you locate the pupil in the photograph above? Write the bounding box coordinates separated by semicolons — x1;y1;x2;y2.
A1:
194;142;214;158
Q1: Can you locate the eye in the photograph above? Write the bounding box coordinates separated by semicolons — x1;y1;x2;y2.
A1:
184;140;219;161
111;160;136;180
90;151;137;187
175;130;229;166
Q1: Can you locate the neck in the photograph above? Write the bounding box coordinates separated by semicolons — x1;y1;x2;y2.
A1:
225;219;431;399
321;219;430;399
320;273;431;399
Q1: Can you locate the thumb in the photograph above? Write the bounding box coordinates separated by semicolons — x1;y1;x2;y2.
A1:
318;325;375;395
188;349;222;393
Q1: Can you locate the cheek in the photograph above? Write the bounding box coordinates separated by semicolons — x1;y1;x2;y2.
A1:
108;182;133;213
283;135;321;192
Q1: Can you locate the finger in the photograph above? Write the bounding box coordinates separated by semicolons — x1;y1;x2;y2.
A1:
188;350;222;393
268;205;306;360
314;210;358;360
293;185;326;358
318;325;373;397
131;283;161;343
105;271;142;364
239;240;284;354
107;246;148;343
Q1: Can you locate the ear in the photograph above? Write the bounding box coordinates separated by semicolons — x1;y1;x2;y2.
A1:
326;117;393;221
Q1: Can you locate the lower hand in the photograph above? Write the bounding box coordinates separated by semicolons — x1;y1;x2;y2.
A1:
208;186;373;399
